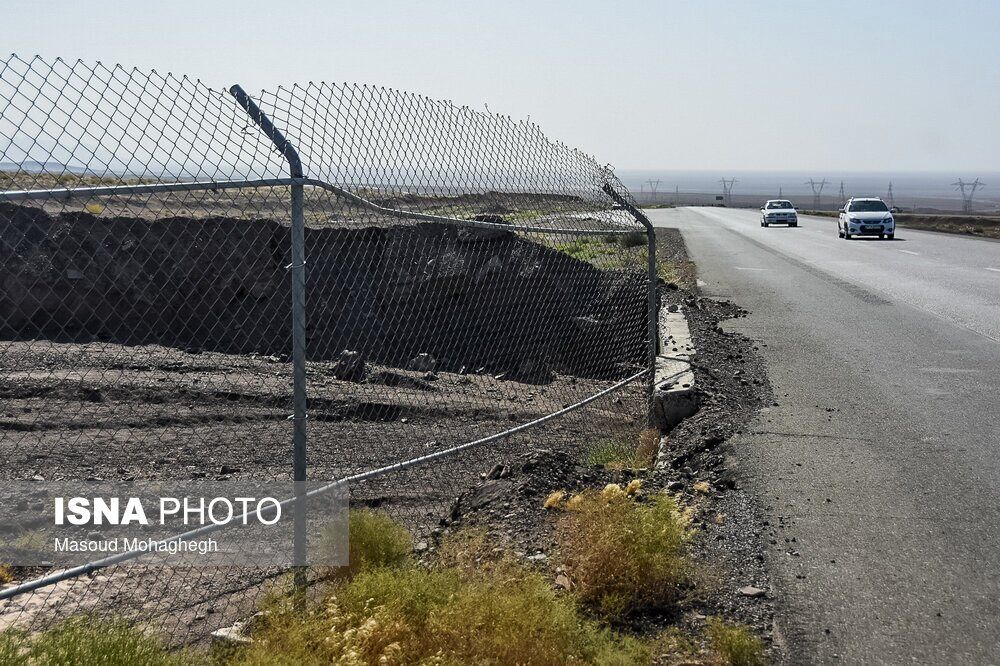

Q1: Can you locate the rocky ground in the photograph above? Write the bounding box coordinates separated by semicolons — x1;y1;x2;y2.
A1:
417;227;781;661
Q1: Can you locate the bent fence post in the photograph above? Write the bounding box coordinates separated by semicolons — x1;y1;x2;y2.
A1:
601;184;659;426
229;85;309;595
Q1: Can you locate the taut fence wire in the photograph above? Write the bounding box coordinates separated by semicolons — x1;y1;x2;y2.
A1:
0;54;657;645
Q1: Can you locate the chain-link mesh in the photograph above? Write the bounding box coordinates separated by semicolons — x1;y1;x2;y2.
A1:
0;54;654;646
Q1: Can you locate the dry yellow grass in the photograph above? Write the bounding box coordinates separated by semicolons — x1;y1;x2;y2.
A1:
544;490;567;509
556;492;693;619
233;521;649;665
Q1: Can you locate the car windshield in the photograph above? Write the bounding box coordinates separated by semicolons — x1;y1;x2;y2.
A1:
766;201;793;209
849;200;889;212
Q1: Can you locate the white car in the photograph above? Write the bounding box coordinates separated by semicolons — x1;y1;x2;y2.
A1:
838;197;895;240
760;200;798;227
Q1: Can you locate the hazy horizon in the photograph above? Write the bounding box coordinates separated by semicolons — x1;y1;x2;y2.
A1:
2;1;998;174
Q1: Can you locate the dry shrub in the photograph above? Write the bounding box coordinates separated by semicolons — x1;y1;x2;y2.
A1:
0;565;13;585
636;427;661;462
544;490;567;509
234;550;648;665
706;617;765;666
556;492;692;619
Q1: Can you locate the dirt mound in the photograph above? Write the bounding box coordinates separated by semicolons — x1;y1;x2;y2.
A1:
0;203;646;380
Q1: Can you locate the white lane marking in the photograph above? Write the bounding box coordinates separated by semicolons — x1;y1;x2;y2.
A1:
734;267;769;271
898;250;920;256
986;267;1000;273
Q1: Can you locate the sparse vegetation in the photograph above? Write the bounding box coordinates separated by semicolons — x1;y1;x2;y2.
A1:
320;509;412;579
233;523;649;665
586;439;647;469
0;630;26;666
0;512;766;665
0;617;185;666
0;564;13;584
585;428;659;470
617;230;647;249
556;492;693;619
707;617;766;666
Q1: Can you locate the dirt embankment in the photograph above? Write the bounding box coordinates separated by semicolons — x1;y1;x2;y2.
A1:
0;203;646;381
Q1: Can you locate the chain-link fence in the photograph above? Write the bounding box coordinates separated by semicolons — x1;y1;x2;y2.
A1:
0;54;657;646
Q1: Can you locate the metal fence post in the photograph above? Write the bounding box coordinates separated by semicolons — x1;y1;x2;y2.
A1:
229;85;309;594
602;184;659;425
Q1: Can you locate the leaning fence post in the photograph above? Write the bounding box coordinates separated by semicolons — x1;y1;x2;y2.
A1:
229;85;309;596
601;184;659;426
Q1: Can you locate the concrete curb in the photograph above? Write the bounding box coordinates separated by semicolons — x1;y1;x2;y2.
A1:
651;306;698;443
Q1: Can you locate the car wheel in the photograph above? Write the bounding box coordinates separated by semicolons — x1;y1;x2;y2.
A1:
887;233;894;240
879;233;885;239
838;225;844;238
845;231;852;240
790;222;797;227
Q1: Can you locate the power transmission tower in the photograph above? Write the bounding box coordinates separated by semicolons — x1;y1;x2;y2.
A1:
673;185;679;206
647;179;661;205
719;178;737;206
805;178;829;209
778;186;783;198
952;178;984;213
887;181;895;209
838;180;846;204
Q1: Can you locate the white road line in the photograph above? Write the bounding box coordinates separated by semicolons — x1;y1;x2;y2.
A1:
986;267;1000;273
899;250;920;256
734;267;768;271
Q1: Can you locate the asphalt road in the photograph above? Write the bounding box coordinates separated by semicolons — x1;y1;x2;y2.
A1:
647;207;1000;664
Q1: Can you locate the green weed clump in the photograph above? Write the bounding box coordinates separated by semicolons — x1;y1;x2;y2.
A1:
585;428;659;470
617;230;647;249
707;617;766;666
0;617;183;666
556;492;692;619
320;509;412;579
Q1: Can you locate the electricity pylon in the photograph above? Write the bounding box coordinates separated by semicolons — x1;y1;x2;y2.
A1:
838;180;846;204
719;178;737;206
887;181;895;209
647;179;661;204
952;178;984;213
805;178;829;209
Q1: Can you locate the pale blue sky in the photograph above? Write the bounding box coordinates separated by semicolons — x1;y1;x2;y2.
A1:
3;0;998;172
